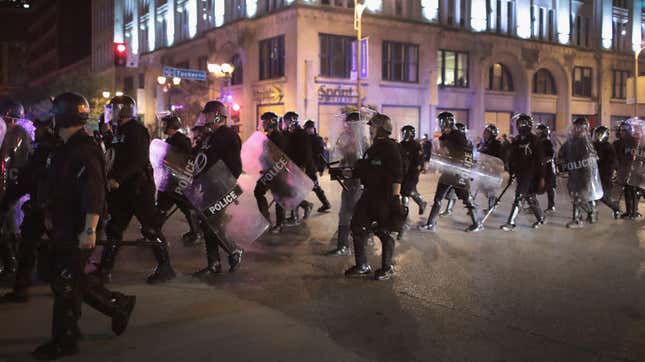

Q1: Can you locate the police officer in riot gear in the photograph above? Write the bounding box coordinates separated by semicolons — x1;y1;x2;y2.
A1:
327;111;366;256
282;111;315;219
0;99;32;280
592;126;621;218
501;114;546;231
0;119;59;303
156;115;203;246
614;121;642;219
304;120;331;213
420;112;483;233
32;92;135;360
440;122;471;217
400;125;427;216
479;124;503;210
345;113;404;281
192;100;244;278
95;95;176;284
536;124;557;212
255;111;289;233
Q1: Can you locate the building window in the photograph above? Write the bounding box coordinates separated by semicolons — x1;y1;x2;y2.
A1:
263;0;286;14
533;69;556;94
394;0;404;16
320;0;353;8
259;35;285;80
226;0;246;21
531;6;554;41
176;4;190;42
437;50;469;88
613;0;627;8
319;34;354;79
199;0;215;29
612;20;629;52
156;12;167;48
382;41;418;83
487;0;514;35
573;15;590;48
488;63;513;91
613;70;629;99
231;54;243;85
124;76;134;94
138;20;149;53
573;66;592;97
441;0;467;27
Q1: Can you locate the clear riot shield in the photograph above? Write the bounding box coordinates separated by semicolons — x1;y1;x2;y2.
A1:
429;138;504;193
149;140;269;246
0;117;6;149
327;116;370;167
626;119;645;189
183;161;269;247
241;131;314;211
558;128;604;201
1;122;33;191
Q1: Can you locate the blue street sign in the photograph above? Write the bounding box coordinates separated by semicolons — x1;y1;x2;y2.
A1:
162;66;207;81
351;38;368;80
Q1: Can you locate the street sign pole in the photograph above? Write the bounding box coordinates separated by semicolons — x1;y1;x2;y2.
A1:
354;1;364;111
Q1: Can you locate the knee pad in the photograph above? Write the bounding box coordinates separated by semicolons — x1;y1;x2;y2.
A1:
140;226;164;242
51;269;74;298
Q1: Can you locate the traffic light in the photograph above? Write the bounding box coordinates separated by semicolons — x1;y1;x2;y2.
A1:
114;42;127;67
230;103;241;133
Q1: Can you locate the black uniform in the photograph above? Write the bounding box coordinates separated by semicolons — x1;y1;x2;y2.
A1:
422;139;432;163
286;126;315;216
254;129;289;227
593;140;620;214
614;137;640;218
423;130;482;232
350;137;403;273
194;125;244;272
538;137;557;210
399;138;426;213
45;129;133;352
503;133;545;229
307;132;331;211
0;131;58;301
99;118;173;283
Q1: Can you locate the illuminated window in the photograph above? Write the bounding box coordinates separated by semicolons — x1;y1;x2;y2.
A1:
437;50;468;88
488;63;513;92
532;69;556;95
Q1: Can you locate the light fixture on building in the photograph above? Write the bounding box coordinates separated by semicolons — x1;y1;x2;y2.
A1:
115;91;124;97
157;15;164;23
232;103;240;112
172;77;181;85
140;23;146;30
102;91;111;99
207;62;221;75
220;63;234;75
157;76;167;85
622;29;627;36
23;2;30;8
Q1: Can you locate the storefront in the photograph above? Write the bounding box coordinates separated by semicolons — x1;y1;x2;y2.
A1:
316;83;360;138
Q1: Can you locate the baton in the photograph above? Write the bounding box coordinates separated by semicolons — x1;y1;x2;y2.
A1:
320;154;349;192
480;175;515;225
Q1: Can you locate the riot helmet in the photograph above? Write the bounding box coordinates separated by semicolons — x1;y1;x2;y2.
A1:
0;99;25;123
401;125;416;141
618;120;634;139
514;113;533;136
367;113;393;140
260;111;279;133
571;117;589;138
536;123;550;139
592;126;609;143
51;92;90;129
483;124;498;141
345;111;361;123
283;111;300;131
197;100;227;127
162;115;182;133
105;95;136;125
455;122;467;134
437;111;455;131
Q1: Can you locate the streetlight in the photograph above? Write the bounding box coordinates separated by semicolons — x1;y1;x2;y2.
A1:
157;76;167;85
115;91;124;97
208;62;235;113
102;91;111;99
354;0;366;111
172;77;181;85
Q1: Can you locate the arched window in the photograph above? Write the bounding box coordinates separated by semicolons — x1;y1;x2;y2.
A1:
533;68;557;94
488;63;513;91
231;54;243;85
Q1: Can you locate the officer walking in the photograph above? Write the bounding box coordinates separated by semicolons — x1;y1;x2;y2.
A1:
614;121;642;219
304;120;331;213
32;92;135;360
192;101;244;278
592;126;621;218
399;125;427;216
94;95;175;284
500;114;546;231
282;111;315;219
156;115;203;246
327;111;367;256
344;113;404;280
478;124;503;210
255;112;289;233
0;120;59;303
420;112;483;233
536;124;557;212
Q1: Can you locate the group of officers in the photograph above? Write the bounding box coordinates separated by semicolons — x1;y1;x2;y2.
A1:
0;90;642;360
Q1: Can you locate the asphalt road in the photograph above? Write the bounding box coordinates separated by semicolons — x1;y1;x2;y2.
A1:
0;174;643;362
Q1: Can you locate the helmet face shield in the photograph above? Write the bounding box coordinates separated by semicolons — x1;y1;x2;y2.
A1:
104;104;114;126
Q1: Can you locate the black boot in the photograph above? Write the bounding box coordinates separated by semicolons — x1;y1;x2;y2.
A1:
32;340;78;360
375;232;395;281
501;197;521;231
419;201;441;232
94;243;120;283
147;241;176;284
411;192;427;215
527;195;545;228
567;205;584;229
314;187;331;212
83;276;136;337
0;242;16;279
465;206;484;233
439;199;455;217
301;201;314;219
327;225;351;256
228;249;244;272
345;231;371;277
